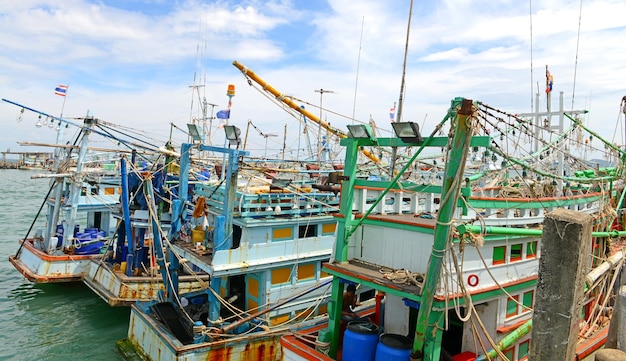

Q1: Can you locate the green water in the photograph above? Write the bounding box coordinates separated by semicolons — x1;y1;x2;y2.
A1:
0;170;129;361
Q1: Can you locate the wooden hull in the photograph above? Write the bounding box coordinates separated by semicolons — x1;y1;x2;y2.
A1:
120;304;325;361
9;239;101;283
84;261;211;306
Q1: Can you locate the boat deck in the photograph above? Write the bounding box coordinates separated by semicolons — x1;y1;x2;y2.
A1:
324;259;423;300
174;241;213;265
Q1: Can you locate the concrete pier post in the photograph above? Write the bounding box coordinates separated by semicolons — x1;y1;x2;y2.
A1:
529;208;592;361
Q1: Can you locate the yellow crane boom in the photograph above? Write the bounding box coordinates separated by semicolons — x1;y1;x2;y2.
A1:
232;60;380;164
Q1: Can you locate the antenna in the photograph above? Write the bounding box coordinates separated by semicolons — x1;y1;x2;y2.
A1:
314;89;336;163
352;16;365;122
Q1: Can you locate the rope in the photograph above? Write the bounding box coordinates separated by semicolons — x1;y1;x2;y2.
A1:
379;268;424;286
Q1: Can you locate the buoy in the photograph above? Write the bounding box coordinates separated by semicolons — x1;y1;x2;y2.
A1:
467;274;479;287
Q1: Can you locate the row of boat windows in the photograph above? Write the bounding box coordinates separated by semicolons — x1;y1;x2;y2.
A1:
271;223;337;242
229;222;337;248
499;290;534;360
492;241;538;265
506;290;534;319
80;186;120;196
269;262;331;286
499;283;601;360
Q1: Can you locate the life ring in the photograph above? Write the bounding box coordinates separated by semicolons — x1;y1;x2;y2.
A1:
467;274;479;287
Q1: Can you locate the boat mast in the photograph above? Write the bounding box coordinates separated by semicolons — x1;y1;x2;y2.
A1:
412;98;475;361
63;116;96;249
390;0;414;176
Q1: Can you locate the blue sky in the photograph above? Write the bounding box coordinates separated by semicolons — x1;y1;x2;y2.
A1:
1;0;625;159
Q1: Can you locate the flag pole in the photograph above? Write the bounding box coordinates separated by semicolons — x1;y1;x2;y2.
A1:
59;85;69;118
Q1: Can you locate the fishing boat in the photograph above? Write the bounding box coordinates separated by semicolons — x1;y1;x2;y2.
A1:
83;154;212;306
117;137;347;360
4;98;176;286
279;94;626;361
8;115;121;283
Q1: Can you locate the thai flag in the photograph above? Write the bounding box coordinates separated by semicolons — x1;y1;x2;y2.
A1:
545;69;553;93
389;106;396;122
216;109;230;119
54;85;68;96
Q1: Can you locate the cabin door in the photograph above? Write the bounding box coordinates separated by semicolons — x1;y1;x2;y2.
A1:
441;308;465;356
245;272;264;315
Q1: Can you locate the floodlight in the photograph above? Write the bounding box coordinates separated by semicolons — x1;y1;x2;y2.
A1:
270;178;291;191
347;124;375;140
223;125;241;147
392;122;423;143
187;123;202;142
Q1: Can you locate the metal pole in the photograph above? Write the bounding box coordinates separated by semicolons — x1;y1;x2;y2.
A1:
412;98;474;360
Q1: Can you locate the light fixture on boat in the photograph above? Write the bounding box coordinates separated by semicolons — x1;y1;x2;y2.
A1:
35;115;43;128
48;118;54;128
270;178;291;191
347;124;376;141
187;123;202;142
223;125;241;147
392;121;423;143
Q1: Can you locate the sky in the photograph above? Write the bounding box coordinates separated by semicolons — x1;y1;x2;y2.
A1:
1;0;625;160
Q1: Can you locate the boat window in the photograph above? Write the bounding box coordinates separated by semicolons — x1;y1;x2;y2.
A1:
522;290;534;312
272;227;293;242
518;339;530;360
298;224;317;238
502;346;515;361
506;295;519;319
271;266;292;285
297;263;315;281
493;246;506;265
510;244;523;262
321;222;337;235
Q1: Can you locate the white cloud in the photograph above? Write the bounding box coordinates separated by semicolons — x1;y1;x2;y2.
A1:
0;0;625;158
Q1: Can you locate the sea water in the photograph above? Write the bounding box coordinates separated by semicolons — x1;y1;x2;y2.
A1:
0;170;128;361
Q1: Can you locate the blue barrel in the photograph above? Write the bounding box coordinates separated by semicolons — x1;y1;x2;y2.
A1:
342;321;379;361
85;227;98;235
55;224;64;243
375;334;412;361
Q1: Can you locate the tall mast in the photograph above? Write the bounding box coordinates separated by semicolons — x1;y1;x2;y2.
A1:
390;0;414;176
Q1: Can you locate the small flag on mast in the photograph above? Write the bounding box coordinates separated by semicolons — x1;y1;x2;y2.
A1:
545;67;553;94
216;109;230;119
54;85;68;97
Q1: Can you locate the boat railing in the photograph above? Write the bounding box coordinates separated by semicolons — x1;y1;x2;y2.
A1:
350;184;606;226
462;190;605;225
195;183;341;218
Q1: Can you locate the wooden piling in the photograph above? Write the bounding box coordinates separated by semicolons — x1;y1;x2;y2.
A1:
529;208;592;361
